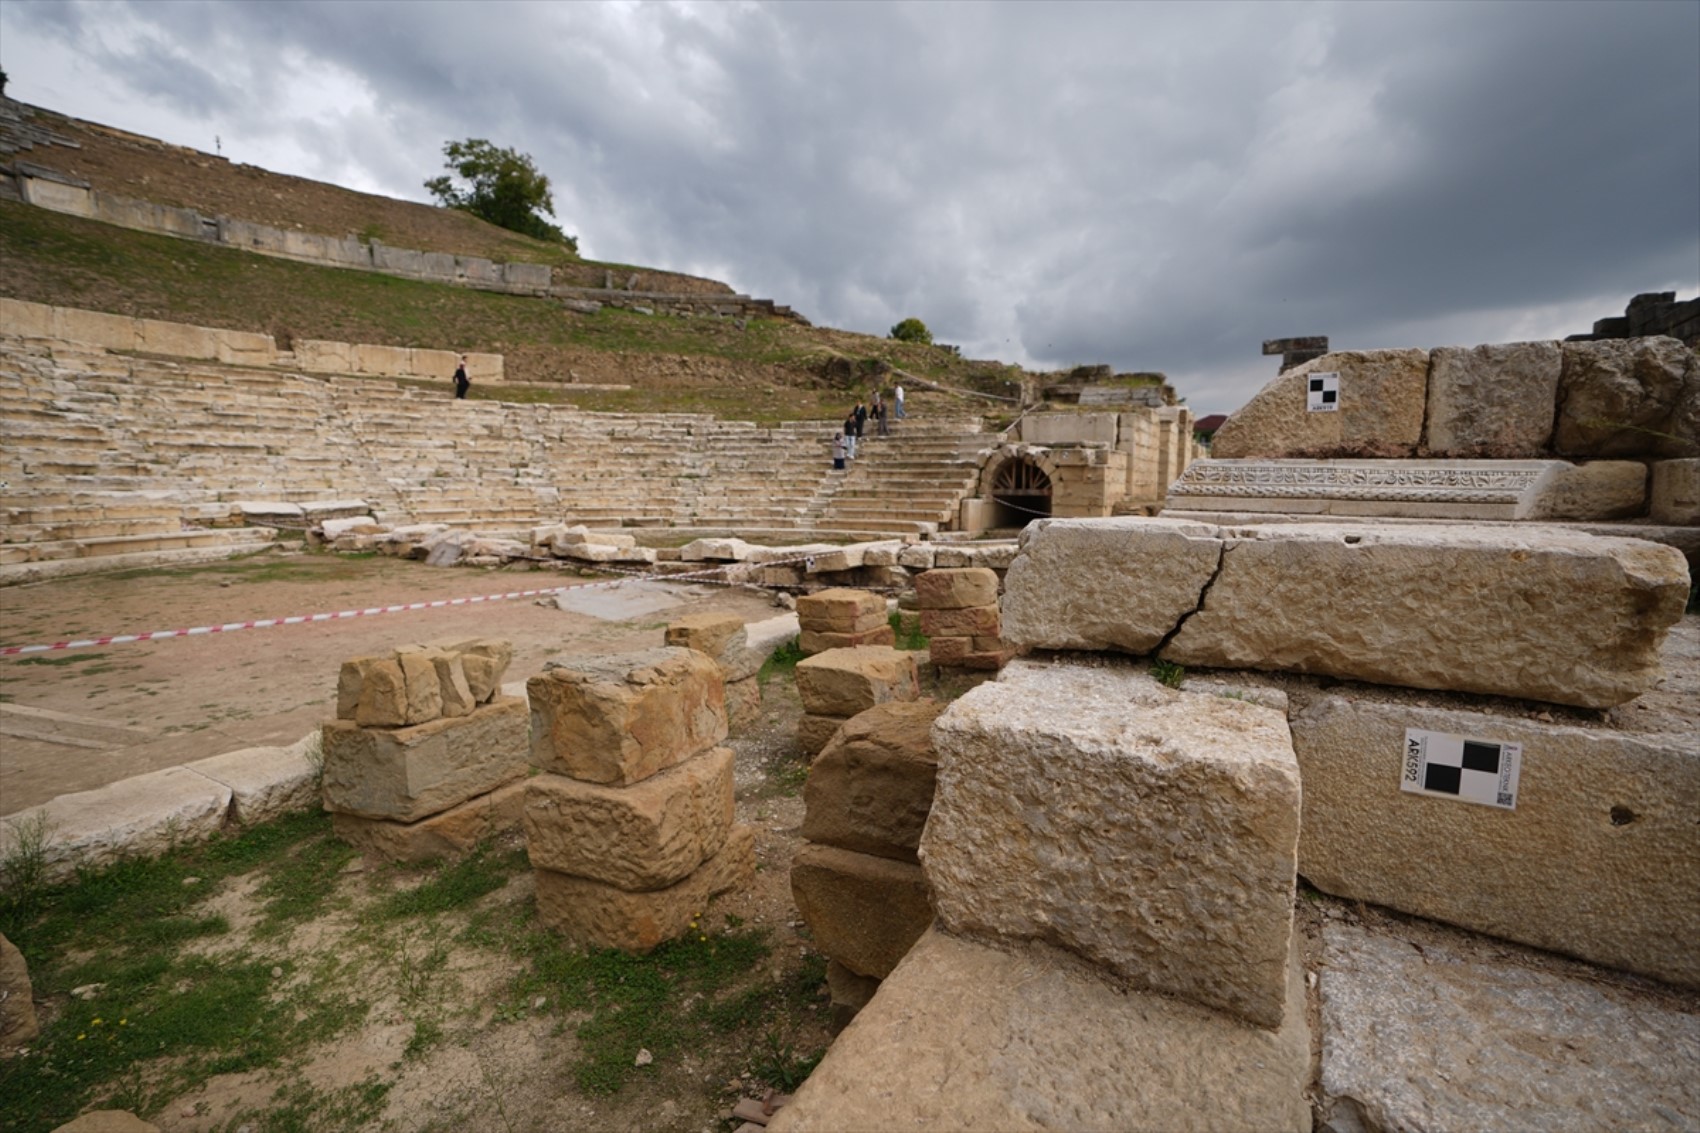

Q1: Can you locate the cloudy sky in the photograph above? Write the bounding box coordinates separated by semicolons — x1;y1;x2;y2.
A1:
3;0;1696;416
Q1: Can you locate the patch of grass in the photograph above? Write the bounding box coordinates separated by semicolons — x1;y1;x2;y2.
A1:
758;637;805;685
1149;659;1186;689
14;651;109;667
375;843;527;920
218;1075;392;1133
889;610;928;651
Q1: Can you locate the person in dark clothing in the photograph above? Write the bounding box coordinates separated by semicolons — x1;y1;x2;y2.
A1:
843;409;859;460
452;355;471;399
854;400;868;440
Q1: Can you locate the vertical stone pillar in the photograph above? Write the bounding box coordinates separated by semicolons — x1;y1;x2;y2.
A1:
321;639;529;861
524;647;753;951
916;567;1013;671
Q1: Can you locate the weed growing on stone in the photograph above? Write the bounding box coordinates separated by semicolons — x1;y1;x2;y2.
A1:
1150;659;1186;689
758;637;806;685
889;610;929;651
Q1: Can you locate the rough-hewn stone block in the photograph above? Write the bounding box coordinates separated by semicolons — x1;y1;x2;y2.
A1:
918;605;1000;637
1293;694;1700;987
724;676;762;730
336;655;406;724
1212;348;1430;458
794;646;919;719
796;588;886;632
429;637;513;703
353;343;410;376
922;660;1300;1029
527;648;727;786
803;700;943;862
1424;341;1561;456
798;626;895;654
137;318;216;360
523;747;734;891
767;929;1311;1133
331;781;526;863
1651;458;1700;525
1555;337;1699;458
665;614;747;661
534;824;755;952
913;567;998;609
798;713;850;756
1527;460;1647;520
790;843;932;979
320;697;529;822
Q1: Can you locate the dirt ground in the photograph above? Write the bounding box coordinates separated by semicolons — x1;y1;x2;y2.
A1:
0;549;789;815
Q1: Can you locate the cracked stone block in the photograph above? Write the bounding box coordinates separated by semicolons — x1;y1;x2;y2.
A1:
331;781;527;864
922;659;1300;1029
320;697;530;822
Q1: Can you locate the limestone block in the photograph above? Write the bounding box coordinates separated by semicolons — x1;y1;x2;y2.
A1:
798;713;850;756
825;958;881;1024
933;542;1018;570
425;649;476;718
0;767;233;885
1424;341;1562;456
0;296;54;338
802;699;944;862
1525;460;1648;520
320;697;529;822
321;515;380;539
429;637;513;702
1;932;39;1049
1211;348;1430;458
896;544;937;570
798;626;895;654
665;613;747;661
212;328;275;367
523;747;734;891
1163;521;1689;709
1321;919;1700;1133
914;567;998;609
767;929;1311;1133
1555;337;1699;458
725;676;762;730
806;545;869;573
922;660;1300;1029
336;655;406;724
557;541;642;563
331;781;526;864
794;646;919;718
55;307;138;351
396;648;445;723
410;348;459;379
137;318;216;360
1292;694;1700;987
918;604;1000;637
354;343;411;377
527;648;727;786
1651;459;1700;525
1001;517;1223;654
184;740;319;825
552;526;636;549
465;352;503;383
796;588;886;632
534;824;755;952
791;844;933;979
679;537;755;562
293;339;356;373
926;635;1014;670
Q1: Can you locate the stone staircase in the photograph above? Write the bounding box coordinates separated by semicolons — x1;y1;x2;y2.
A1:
1;333;1007;574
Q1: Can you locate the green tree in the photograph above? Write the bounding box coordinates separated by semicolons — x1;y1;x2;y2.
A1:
424;138;577;251
889;317;933;345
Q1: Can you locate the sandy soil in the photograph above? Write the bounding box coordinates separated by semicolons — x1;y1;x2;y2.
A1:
0;549;788;814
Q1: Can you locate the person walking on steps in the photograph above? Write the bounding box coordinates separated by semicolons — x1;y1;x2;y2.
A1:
894;383;906;420
873;390;890;437
854;399;869;445
843;409;859;460
832;430;847;470
452;355;471;400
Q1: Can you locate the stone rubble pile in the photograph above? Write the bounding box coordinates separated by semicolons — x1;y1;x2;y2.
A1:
320;638;528;862
913;566;1014;671
523;647;753;951
790;700;945;1029
793;644;920;756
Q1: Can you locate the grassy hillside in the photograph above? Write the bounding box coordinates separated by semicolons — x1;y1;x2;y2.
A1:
0;200;1022;423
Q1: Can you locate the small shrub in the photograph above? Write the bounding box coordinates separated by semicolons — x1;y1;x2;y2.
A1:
889;610;928;652
1149;659;1186;689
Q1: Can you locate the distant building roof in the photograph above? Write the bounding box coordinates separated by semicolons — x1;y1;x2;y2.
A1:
1194;414;1228;436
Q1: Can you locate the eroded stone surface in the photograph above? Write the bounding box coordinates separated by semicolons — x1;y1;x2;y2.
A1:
1001;517;1223;653
527;648;726;786
184;740;319;825
1652;459;1700;525
1424;341;1561;456
320;697;530;822
665;614;747;660
523;747;734;891
802;699;944;862
1321;918;1700;1133
1211;349;1429;458
794;646;919;719
1555;337;1699;458
1166;521;1689;708
768;929;1311;1133
795;588;886;632
1293;694;1700;987
330;781;526;864
797;713;850;756
791;843;933;979
533;824;755;952
922;660;1300;1029
914;567;999;610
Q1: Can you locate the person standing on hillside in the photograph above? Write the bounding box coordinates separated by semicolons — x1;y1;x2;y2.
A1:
873;390;890;437
452;355;471;400
894;383;906;420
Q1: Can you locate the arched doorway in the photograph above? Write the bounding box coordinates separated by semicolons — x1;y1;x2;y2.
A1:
989;457;1052;527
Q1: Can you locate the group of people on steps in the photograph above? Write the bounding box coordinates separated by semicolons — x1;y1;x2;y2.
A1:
832;384;904;470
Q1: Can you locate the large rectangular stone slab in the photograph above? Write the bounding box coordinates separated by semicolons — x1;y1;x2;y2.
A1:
1292;694;1700;987
320;696;530;822
331;781;527;864
523;747;734;891
793;646;919;718
527;647;727;786
1211;348;1430;459
767;928;1311;1133
1423;341;1561;457
790;843;932;979
802;700;944;862
184;737;320;825
534;824;755;952
921;660;1300;1029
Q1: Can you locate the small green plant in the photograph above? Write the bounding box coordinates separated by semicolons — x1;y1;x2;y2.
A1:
754;1030;825;1092
1149;659;1186;689
758;637;805;685
889;610;928;651
0;811;55;929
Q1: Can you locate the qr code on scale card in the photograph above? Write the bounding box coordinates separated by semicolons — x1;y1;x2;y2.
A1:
1401;728;1521;809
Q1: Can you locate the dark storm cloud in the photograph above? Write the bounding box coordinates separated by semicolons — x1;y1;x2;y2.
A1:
2;0;1694;414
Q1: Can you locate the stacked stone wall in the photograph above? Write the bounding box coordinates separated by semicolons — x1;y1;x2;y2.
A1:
914;567;1012;671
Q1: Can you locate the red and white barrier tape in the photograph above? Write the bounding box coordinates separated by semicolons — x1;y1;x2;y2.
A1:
0;552;816;657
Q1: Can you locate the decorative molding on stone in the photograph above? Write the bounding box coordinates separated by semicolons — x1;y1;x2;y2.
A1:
1168;459;1579;519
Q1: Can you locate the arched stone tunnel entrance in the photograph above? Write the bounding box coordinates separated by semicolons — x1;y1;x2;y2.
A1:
987;455;1052;527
